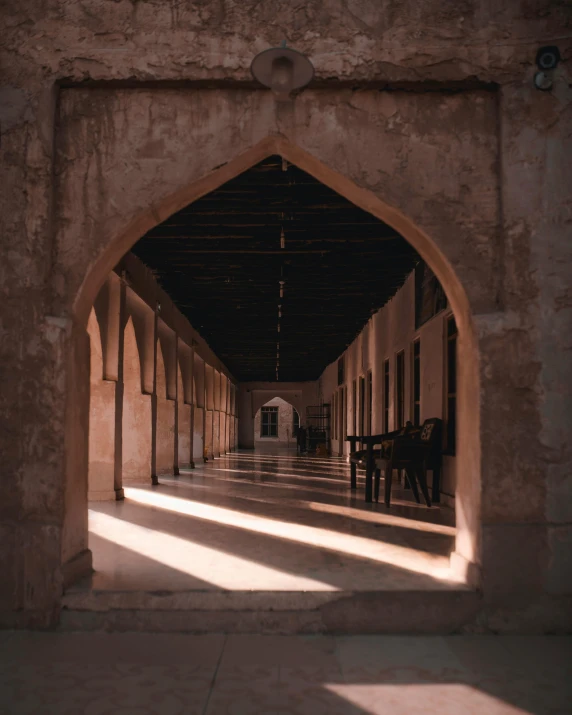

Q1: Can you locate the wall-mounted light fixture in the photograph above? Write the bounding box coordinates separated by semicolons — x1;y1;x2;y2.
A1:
251;43;314;101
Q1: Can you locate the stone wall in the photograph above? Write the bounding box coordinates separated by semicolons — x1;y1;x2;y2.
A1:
1;0;570;630
322;271;458;503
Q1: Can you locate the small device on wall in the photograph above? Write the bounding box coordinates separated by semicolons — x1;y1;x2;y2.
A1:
533;46;561;92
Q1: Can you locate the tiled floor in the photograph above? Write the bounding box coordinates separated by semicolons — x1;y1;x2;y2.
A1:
1;631;570;714
83;449;460;594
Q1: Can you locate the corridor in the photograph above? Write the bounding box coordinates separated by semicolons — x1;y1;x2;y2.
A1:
87;450;457;591
62;449;472;633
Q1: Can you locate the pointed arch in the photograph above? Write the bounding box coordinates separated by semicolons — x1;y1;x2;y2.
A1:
71;135;481;584
254;397;299;445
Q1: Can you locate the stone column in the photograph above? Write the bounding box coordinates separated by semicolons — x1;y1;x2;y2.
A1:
189;346;195;468
226;380;231;453
173;333;179;476
202;360;207;463
211;408;217;460
112;277;126;499
87;276;121;502
150;304;159;485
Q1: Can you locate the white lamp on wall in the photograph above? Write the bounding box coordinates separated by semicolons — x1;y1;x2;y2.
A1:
251;43;314;101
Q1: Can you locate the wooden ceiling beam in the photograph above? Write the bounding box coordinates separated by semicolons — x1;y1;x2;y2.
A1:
133;155;419;382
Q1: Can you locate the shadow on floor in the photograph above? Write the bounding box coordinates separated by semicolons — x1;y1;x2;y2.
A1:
157;474;455;556
87;490;457;593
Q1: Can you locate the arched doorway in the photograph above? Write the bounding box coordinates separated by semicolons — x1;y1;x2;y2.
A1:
68;139;480;592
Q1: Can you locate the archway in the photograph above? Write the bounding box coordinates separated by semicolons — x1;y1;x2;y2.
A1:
254;397;301;451
66;134;481;597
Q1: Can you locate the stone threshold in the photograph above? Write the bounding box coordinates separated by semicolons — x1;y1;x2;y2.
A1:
60;587;481;634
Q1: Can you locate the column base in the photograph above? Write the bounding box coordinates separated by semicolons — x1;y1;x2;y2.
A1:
115;488;125;501
189;460;196;469
151;475;159;486
450;551;481;588
173;466;180;476
87;489;117;502
62;548;93;590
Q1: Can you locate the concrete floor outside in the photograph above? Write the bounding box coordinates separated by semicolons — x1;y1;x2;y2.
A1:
1;631;570;714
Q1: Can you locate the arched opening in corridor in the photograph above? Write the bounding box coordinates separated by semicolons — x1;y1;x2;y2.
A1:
68;137;480;629
253;397;301;452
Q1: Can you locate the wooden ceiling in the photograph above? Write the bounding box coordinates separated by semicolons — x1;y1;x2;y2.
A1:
132;156;419;382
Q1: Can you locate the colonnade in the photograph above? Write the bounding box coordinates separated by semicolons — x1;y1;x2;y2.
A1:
87;269;238;501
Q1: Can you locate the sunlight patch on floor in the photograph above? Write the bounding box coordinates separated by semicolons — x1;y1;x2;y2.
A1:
160;477;454;535
232;454;348;468
212;466;353;485
124;487;459;582
323;683;531;715
180;469;355;498
89;509;336;591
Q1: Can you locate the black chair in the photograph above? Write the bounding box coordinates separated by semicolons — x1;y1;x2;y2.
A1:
346;424;413;502
374;417;443;507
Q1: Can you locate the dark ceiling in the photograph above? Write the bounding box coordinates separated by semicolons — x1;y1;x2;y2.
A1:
132;156;419;382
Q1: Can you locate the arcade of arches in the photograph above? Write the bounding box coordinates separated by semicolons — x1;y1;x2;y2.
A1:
1;12;571;637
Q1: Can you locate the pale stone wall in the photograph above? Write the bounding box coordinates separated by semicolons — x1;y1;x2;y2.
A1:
323;271;457;501
85;263;234;488
254;397;297;445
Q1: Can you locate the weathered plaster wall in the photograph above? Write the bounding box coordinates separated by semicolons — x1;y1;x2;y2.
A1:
254;397;297;445
1;0;570;630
